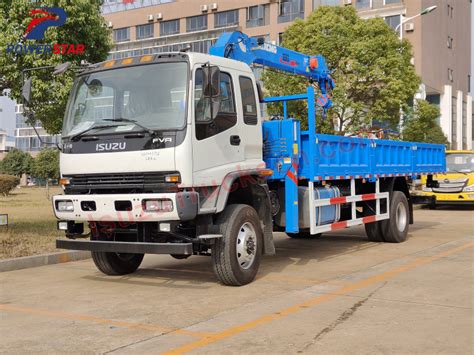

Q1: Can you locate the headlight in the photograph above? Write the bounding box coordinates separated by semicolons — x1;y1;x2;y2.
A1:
463;184;474;192
56;200;74;212
422;185;432;192
142;199;173;212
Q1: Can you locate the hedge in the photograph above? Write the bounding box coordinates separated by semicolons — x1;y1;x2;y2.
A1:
0;174;20;196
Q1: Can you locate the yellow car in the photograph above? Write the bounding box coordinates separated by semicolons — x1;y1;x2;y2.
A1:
412;150;474;208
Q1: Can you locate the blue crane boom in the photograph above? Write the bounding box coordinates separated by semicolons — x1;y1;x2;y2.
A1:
209;31;335;109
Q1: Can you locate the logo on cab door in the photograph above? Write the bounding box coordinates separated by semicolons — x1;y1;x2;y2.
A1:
96;142;127;152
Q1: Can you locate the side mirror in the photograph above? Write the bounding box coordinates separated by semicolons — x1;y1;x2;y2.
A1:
22;77;32;106
53;62;71;75
202;65;220;98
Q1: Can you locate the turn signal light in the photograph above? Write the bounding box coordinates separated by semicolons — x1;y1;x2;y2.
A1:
165;174;181;183
258;169;274;177
59;178;70;186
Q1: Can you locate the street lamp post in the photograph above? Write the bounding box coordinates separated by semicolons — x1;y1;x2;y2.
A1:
395;5;437;40
395;5;437;135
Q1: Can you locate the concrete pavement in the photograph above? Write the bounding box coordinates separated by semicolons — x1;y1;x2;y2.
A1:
0;207;473;354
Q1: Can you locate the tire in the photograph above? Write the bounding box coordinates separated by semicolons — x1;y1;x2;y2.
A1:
428;203;437;210
379;191;410;243
170;254;190;260
365;222;385;242
287;231;322;239
212;204;263;286
91;252;144;275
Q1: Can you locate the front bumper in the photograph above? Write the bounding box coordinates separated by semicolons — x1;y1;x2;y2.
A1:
56;239;193;255
53;192;198;222
411;192;474;205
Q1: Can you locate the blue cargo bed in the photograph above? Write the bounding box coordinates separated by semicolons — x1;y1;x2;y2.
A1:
262;87;446;182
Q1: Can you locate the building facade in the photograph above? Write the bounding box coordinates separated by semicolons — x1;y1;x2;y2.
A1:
101;0;472;148
0;96;17;157
15;108;60;156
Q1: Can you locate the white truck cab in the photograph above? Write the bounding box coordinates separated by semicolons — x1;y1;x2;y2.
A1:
53;52;273;285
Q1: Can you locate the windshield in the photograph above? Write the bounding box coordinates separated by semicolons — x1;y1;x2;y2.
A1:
63;62;188;137
446;153;474;173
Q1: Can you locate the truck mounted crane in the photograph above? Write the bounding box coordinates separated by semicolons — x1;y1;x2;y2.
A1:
31;31;445;285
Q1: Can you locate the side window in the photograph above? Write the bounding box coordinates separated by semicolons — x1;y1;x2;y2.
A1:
194;69;237;140
239;76;258;125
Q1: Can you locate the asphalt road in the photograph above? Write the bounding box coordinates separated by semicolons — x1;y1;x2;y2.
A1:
1;207;473;354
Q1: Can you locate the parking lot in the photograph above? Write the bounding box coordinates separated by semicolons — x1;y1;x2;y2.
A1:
0;207;472;354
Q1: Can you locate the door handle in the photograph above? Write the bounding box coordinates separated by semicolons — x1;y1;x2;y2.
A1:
230;135;241;146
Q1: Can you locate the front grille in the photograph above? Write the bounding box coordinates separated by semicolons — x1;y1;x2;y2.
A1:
65;172;176;191
432;178;467;193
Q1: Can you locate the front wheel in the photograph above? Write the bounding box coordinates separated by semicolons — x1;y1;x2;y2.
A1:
380;191;410;243
91;252;144;275
212;204;263;286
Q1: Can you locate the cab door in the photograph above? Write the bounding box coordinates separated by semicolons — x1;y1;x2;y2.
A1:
192;66;243;186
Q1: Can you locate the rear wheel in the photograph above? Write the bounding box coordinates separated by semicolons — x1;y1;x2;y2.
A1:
365;222;385;242
364;200;385;242
92;252;144;275
212;204;262;286
380;191;410;243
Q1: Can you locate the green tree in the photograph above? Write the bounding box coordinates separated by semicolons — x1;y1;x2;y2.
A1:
0;149;33;176
32;148;60;181
0;0;112;133
402;100;448;146
263;6;420;134
32;148;60;198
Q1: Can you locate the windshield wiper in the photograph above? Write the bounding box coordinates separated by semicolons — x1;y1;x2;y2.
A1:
69;123;127;142
103;118;156;136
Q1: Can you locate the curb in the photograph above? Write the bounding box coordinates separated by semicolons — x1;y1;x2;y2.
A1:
0;250;91;272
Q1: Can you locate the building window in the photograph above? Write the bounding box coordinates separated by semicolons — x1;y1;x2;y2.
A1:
278;0;304;23
113;27;130;42
215;10;239;28
252;34;270;43
355;0;371;9
385;15;401;31
247;5;269;28
312;0;340;8
194;69;237;140
186;14;207;32
468;75;471;94
278;32;284;45
160;19;180;36
447;36;453;49
448;68;454;82
384;0;400;5
136;23;154;40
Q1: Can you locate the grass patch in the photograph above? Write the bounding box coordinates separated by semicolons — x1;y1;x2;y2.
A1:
0;187;63;259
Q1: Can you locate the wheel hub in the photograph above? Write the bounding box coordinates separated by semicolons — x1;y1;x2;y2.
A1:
236;222;257;270
395;202;407;232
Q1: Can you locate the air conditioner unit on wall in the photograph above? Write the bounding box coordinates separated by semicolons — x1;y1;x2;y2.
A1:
107;21;113;28
147;14;154;22
156;13;163;20
210;3;218;11
343;0;352;5
404;22;414;32
200;4;208;12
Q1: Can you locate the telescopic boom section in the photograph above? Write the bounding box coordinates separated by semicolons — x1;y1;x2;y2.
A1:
210;31;335;109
